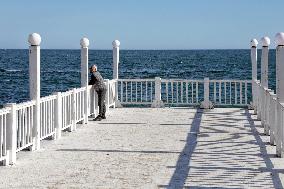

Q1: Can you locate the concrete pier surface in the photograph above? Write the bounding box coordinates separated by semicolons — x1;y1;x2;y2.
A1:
0;108;283;189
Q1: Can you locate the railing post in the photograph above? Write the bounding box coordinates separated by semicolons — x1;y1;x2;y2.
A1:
112;40;122;108
270;93;277;145
28;33;41;151
261;37;270;88
105;79;110;112
260;37;270;130
201;78;212;109
264;89;273;135
54;92;62;139
80;37;89;124
275;32;284;157
251;39;258;113
151;77;164;108
4;103;16;165
71;88;77;131
90;86;95;116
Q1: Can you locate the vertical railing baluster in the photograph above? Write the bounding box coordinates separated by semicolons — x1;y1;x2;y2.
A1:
196;81;199;103
25;107;28;145
27;107;30;144
47;101;49;136
72;88;76;131
186;81;188;104
140;82;143;102
20;109;23;147
181;82;183;103
120;81;123;103
45;101;47;137
3;115;6;161
125;82;128;103
131;81;133;102
176;82;179;103
48;101;50;136
30;106;33;143
171;81;174;104
136;82;138;102
219;81;221;104
245;81;248;105
235;82;237;104
230;82;232;105
191;82;194;104
146;81;148;102
150;81;153;101
224;82;227;104
240;82;243;104
214;82;216;103
0;115;3;159
166;82;169;103
69;95;72;126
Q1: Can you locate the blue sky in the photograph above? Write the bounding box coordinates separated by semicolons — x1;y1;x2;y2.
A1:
0;0;283;49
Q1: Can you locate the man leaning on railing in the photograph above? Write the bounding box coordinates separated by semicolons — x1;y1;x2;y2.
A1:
89;64;107;121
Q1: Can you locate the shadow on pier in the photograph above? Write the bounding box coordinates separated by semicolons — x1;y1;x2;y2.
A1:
157;109;283;189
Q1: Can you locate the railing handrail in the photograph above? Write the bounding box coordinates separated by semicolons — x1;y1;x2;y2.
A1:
118;78;155;82
0;107;11;115
210;79;252;83
15;100;36;110
40;94;57;103
161;79;204;82
61;90;73;97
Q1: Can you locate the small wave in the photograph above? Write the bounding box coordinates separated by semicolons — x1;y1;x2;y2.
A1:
42;70;80;73
6;69;22;72
0;68;22;73
210;70;226;73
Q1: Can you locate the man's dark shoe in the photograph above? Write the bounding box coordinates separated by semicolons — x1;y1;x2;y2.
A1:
93;116;102;121
101;115;106;119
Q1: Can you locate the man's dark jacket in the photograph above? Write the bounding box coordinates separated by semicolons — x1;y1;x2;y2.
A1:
89;71;106;91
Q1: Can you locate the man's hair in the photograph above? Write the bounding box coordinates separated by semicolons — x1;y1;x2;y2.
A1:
90;64;97;70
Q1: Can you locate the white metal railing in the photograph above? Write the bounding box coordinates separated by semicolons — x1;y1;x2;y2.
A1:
117;78;251;107
74;87;86;123
88;85;96;116
0;79;118;165
0;77;252;165
0;108;9;164
209;80;252;106
253;79;283;157
106;79;116;108
61;90;73;130
117;79;156;104
40;95;56;140
15;100;35;152
161;79;204;105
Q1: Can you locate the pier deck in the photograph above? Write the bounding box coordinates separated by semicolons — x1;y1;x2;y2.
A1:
0;108;283;189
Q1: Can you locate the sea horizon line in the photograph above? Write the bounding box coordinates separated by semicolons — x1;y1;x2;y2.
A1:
0;48;274;51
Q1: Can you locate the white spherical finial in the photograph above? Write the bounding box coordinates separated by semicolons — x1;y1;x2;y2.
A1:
250;39;258;47
80;37;89;48
275;32;284;46
112;40;120;48
28;33;41;46
261;37;270;47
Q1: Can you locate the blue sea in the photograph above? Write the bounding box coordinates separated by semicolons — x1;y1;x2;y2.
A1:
0;49;276;107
